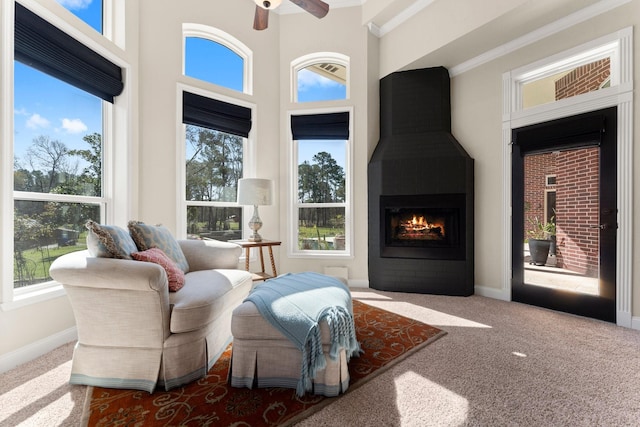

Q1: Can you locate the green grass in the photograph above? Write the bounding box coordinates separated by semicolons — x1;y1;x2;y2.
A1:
298;226;342;239
298;226;344;250
14;235;87;286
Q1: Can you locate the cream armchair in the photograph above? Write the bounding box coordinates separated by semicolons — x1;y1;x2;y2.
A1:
49;239;253;393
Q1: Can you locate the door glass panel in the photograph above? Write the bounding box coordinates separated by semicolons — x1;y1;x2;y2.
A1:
522;58;611;109
523;148;600;296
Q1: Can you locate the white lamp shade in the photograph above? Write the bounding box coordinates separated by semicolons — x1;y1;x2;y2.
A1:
237;178;273;206
254;0;282;10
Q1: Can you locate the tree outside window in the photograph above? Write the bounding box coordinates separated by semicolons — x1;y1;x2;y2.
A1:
13;58;105;288
185;125;244;241
295;140;347;251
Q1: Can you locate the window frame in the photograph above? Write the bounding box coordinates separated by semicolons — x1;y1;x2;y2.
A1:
508;29;629;123
182;23;253;96
1;0;131;309
287;106;354;259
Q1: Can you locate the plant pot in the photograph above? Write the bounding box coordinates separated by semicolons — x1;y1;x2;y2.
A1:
528;239;551;266
549;235;557;255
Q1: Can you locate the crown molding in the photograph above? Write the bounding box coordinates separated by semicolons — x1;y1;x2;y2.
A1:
449;0;632;77
368;0;436;38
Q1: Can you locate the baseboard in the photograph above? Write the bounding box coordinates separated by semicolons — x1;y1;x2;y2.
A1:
0;326;77;374
347;279;369;288
631;317;640;331
474;285;510;301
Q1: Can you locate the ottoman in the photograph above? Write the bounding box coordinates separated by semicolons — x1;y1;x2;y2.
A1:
229;274;355;397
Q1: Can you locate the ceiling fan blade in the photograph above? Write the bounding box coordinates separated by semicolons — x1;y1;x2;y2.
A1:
253;5;269;30
289;0;329;19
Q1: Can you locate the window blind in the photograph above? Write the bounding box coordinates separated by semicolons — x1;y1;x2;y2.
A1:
291;112;349;140
14;3;124;103
182;91;252;138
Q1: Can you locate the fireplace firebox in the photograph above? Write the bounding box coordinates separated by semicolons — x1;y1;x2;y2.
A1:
381;194;465;260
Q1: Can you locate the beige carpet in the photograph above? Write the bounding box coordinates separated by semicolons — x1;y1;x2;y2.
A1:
2;289;640;426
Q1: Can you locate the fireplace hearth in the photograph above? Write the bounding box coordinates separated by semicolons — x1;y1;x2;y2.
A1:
368;67;474;296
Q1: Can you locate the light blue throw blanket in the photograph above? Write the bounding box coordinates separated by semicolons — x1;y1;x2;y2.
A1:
245;272;361;396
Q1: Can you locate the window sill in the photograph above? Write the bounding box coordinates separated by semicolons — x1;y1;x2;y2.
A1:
1;283;66;312
288;251;354;260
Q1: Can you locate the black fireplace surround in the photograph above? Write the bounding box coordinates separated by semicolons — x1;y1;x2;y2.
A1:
368;67;474;296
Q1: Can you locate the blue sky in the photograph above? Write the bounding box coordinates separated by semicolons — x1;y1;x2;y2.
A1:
13;0;103;164
15;0;346;170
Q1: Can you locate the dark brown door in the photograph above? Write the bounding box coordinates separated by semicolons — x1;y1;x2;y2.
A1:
511;107;616;322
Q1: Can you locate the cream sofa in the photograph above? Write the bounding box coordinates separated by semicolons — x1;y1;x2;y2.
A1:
49;239;253;393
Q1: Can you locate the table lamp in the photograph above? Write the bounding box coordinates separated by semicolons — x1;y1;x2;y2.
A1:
237;178;273;242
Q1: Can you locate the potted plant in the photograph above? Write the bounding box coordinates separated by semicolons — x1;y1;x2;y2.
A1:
527;216;556;266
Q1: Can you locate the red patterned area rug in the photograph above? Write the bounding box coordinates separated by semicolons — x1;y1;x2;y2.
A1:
83;299;446;426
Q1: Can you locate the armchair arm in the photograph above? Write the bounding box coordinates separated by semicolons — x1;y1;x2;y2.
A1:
50;250;168;292
178;239;242;271
49;250;172;348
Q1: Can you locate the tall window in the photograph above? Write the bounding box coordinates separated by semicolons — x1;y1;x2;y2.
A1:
181;26;253;241
11;3;124;290
182;91;251;241
290;111;351;255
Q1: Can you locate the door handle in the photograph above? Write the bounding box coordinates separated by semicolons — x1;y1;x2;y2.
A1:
589;223;616;230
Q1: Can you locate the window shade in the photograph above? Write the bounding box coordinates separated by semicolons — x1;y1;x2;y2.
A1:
14;3;124;103
182;91;252;138
291;112;349;140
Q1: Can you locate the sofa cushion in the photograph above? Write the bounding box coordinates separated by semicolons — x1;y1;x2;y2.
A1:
169;269;252;333
131;248;185;292
128;221;190;273
85;220;138;259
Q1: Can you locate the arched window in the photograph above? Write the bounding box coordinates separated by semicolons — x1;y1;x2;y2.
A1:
183;24;253;95
292;52;349;103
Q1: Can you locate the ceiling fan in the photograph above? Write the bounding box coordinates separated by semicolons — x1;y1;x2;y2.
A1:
253;0;329;31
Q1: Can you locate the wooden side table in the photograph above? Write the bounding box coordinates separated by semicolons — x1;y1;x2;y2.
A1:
230;239;281;281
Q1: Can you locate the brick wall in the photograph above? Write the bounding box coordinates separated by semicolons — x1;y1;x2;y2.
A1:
555;58;610;100
524;149;600;277
524;153;555;239
555;148;599;276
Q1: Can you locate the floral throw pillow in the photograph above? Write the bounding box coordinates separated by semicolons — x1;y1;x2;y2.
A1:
131;248;185;292
85;220;138;259
127;221;190;273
